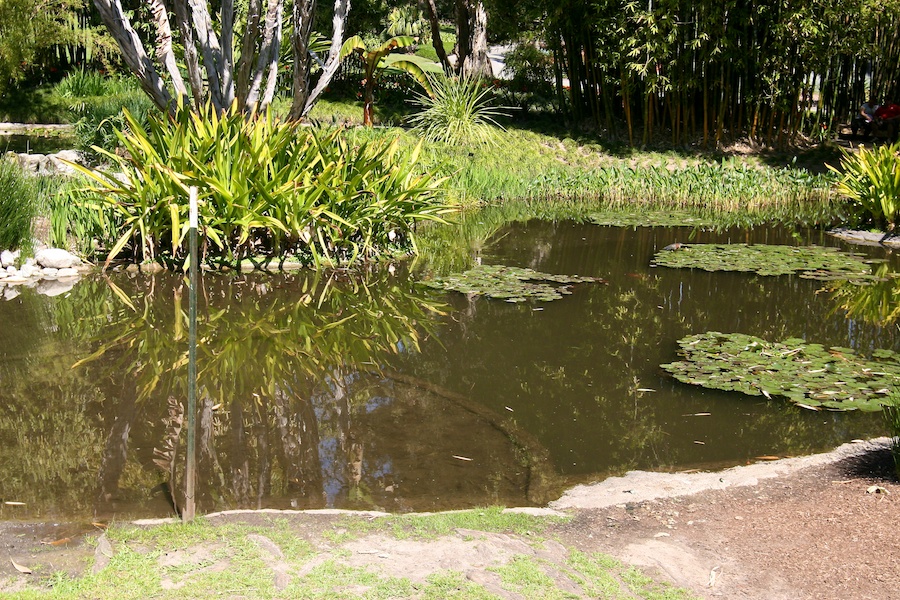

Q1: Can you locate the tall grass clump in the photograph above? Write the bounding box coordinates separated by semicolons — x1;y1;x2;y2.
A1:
54;70;155;158
407;74;507;145
0;159;39;252
70;102;449;269
886;390;900;479
830;141;900;230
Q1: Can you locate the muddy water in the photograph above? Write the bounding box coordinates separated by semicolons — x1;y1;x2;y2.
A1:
0;222;896;520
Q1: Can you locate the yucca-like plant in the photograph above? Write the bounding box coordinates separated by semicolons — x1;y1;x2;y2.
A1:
408;74;508;146
830;141;900;230
67;102;449;269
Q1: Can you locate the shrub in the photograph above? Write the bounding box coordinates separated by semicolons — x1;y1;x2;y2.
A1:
886;391;900;479
70;103;449;268
830;141;900;230
0;159;38;252
407;74;508;145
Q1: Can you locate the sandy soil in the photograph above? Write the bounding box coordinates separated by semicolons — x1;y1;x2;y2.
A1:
0;439;897;599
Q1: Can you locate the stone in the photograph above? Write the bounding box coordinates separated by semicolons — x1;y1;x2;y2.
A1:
41;267;59;277
3;287;20;300
18;264;36;278
48;150;84;176
0;249;19;268
6;266;15;275
35;248;81;269
56;267;79;278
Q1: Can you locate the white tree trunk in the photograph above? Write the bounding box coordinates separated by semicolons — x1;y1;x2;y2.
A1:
462;1;492;79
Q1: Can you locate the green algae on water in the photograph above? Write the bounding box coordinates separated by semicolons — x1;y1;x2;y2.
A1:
651;243;887;281
423;264;605;302
661;331;900;411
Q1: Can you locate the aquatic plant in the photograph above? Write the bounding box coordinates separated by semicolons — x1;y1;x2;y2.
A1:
830;140;900;230
661;331;900;412
407;74;508;145
652;243;886;281
423;264;604;302
69;102;449;268
589;210;713;228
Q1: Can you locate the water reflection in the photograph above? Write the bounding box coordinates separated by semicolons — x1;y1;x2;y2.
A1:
1;222;898;521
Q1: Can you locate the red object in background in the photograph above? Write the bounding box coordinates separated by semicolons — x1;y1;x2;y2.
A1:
875;103;900;119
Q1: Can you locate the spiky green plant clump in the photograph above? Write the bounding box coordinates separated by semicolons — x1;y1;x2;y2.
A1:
69;102;449;269
408;74;508;145
830;141;900;230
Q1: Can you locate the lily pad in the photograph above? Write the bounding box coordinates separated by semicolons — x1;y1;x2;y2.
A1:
661;331;900;412
589;210;713;228
651;243;889;282
423;264;605;302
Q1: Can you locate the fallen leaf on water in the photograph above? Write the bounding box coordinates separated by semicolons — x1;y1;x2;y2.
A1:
755;456;780;461
10;558;31;574
684;412;711;417
795;403;821;411
693;440;706;445
45;538;72;547
3;501;25;506
636;388;656;392
866;485;889;495
452;455;473;461
91;522;108;530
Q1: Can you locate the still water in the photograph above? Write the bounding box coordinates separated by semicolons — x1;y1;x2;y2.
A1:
0;221;896;520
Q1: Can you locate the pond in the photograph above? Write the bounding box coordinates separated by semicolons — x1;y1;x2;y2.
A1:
0;220;897;521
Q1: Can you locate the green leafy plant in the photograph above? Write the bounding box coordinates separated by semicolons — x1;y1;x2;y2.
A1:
830;141;900;230
0;159;38;252
340;35;440;126
885;390;900;479
68;102;449;268
408;74;508;145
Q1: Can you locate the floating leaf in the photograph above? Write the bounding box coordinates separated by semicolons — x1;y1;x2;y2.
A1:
424;264;605;302
652;244;892;282
661;332;900;411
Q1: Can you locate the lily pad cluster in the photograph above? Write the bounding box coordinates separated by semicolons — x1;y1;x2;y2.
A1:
589;211;713;228
423;264;604;302
661;331;900;412
652;243;886;281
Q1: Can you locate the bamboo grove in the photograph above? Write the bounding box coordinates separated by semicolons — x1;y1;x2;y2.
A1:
493;0;900;147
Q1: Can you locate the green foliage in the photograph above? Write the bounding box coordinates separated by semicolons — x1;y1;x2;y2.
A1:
662;331;900;412
831;141;900;230
652;243;887;281
408;74;508;145
53;71;156;157
70;103;449;268
0;159;43;251
828;264;900;326
885;390;900;479
47;178;108;253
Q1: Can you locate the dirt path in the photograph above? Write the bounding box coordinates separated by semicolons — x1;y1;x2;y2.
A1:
0;439;896;599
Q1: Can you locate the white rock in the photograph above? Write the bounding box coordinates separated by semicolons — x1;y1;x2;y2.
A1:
6;266;15;275
56;267;79;278
3;287;20;300
35;248;81;269
24;257;35;267
0;249;19;268
41;267;58;277
18;264;36;278
0;270;5;279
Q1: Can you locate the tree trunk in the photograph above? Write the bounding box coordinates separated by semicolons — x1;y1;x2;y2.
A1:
423;0;451;72
462;1;492;78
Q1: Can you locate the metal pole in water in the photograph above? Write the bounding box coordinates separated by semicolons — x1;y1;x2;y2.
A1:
183;186;199;522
